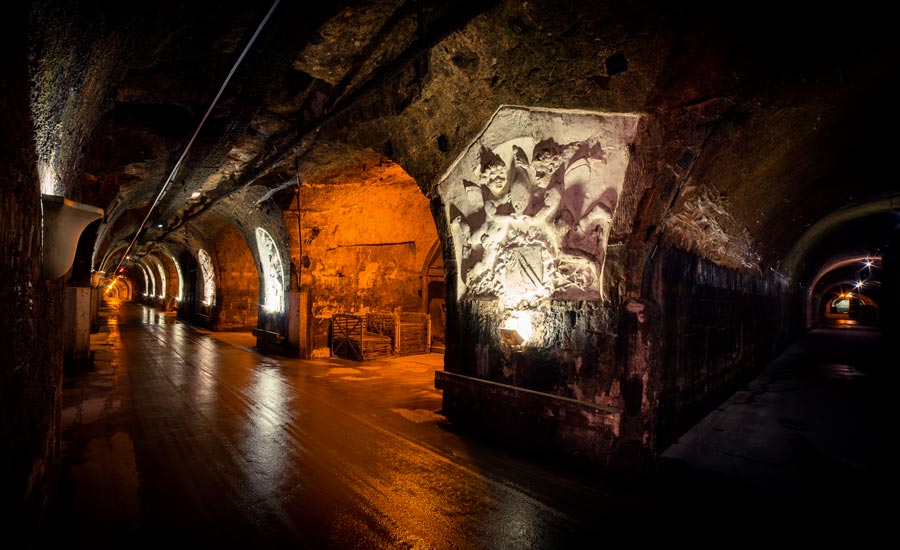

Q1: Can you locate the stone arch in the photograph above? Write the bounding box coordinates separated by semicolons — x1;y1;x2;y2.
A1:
198;248;216;309
422;239;446;351
210;221;261;331
146;255;167;302
255;227;286;314
281;146;440;356
806;256;882;328
820;284;881;324
98;242;130;276
155;244;186;304
138;261;156;299
104;276;133;301
207;186;287;334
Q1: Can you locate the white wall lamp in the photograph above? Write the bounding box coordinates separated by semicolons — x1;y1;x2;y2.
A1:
41;195;103;280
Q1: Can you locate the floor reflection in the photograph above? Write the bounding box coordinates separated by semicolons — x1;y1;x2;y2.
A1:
242;367;289;482
59;302;627;548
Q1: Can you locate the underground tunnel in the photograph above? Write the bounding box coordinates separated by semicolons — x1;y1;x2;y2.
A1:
2;0;896;545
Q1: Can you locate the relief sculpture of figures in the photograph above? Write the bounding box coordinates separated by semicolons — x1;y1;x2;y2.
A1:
438;106;639;308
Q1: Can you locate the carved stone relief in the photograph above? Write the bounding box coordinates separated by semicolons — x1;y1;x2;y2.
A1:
437;106;639;308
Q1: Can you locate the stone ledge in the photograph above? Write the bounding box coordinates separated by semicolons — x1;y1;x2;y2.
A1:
435;370;622;464
436;370;621;415
252;328;284;344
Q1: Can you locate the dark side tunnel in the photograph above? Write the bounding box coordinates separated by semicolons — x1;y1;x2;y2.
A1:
2;0;897;545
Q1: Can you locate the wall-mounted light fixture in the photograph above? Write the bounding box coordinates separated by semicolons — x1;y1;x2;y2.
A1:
500;310;536;347
41;195;103;279
500;328;525;346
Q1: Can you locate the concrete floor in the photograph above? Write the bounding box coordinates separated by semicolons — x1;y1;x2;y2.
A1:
51;302;888;547
658;325;889;536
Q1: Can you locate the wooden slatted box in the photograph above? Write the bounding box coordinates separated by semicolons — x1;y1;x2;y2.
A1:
331;314;392;361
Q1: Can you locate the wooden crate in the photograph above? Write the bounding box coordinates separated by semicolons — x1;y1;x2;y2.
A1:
366;313;396;342
396;312;431;356
331;314;392;361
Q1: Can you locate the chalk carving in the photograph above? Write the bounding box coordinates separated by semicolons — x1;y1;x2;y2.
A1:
438;106;639;308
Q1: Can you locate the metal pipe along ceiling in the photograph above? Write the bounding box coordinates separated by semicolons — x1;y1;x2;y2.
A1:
111;0;282;276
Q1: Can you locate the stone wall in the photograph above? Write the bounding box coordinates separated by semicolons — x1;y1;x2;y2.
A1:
0;3;65;540
161;253;181;305
648;246;801;447
285;170;438;353
434;104;804;466
212;224;259;331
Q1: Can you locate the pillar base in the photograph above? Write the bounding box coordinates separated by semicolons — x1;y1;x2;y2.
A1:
435;370;623;466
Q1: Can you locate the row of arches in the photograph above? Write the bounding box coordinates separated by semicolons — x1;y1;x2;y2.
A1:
807;256;883;327
94;161;445;354
105;226;286;330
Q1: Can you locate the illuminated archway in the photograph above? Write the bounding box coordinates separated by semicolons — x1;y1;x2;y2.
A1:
805;256;881;327
288;152;438;356
140;263;156;298
821;285;880;324
170;254;184;302
137;265;149;297
104;276;133;301
198;248;216;306
154;258;167;300
255;227;285;313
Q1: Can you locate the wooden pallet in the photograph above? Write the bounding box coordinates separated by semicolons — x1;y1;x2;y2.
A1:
396;312;431;356
366;313;396;341
331;314;392;361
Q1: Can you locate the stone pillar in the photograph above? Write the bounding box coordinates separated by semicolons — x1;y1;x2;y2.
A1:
611;297;660;471
288;288;312;358
64;286;92;368
287;291;300;356
89;287;100;333
300;289;311;358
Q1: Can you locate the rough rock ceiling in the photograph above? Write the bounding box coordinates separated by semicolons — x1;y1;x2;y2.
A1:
26;0;899;279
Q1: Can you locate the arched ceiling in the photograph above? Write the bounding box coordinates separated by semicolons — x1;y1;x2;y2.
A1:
785;196;900;282
26;0;899;281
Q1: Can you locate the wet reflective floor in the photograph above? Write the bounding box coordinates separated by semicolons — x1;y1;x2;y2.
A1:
55;303;649;548
54;303;889;546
